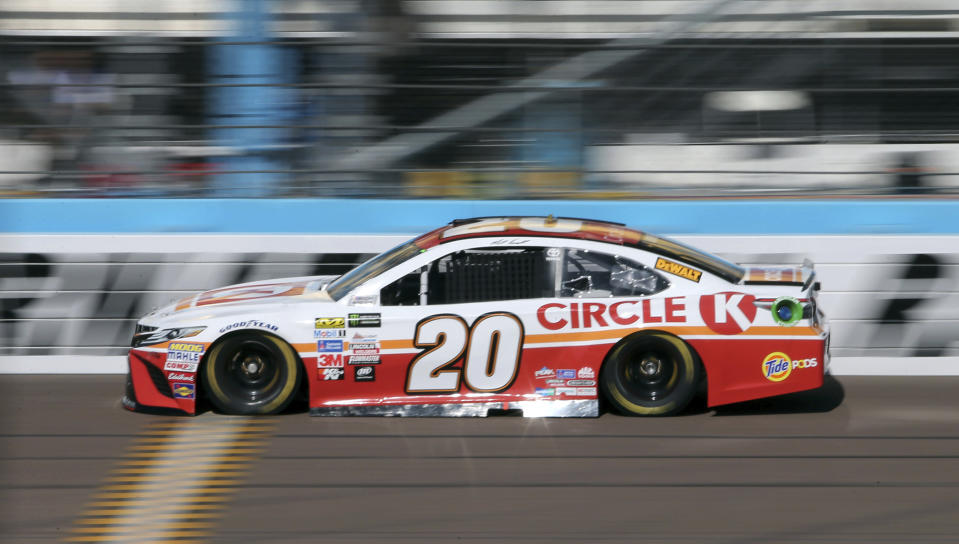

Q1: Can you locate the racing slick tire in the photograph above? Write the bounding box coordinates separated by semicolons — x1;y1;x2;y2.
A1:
600;331;701;416
202;331;302;415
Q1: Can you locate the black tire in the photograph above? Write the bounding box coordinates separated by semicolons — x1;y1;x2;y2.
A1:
202;332;301;415
600;331;701;416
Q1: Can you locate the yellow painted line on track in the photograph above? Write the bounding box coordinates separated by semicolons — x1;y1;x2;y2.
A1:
65;418;274;543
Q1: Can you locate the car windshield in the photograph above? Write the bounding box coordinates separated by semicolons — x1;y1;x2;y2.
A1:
326;239;424;300
640;233;745;283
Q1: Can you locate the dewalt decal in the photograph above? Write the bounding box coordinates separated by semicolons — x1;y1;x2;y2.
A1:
655;257;702;283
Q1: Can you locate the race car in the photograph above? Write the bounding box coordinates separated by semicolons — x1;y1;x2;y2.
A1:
124;216;829;417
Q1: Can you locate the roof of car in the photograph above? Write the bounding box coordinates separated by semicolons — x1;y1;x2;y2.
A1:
412;216;746;284
414;216;644;249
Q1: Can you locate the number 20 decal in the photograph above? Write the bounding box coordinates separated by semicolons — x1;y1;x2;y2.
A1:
406;312;524;394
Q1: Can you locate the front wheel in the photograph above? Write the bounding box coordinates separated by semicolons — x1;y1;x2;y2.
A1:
600;332;701;416
202;332;301;415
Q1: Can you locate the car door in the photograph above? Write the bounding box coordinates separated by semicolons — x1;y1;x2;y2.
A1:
373;244;556;405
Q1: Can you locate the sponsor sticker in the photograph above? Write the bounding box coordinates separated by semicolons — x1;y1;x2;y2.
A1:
556;387;577;396
655;257;702;283
577;367;595;379
354;366;376;382
557;369;576;380
219;320;278;334
352;348;380;355
576;387;597;397
348;313;381;328
546;379;566;386
172;382;195;399
317;353;344;369
535;388;555;396
349;355;380;365
166;342;204;372
350;295;378;306
164;361;198;372
167;372;195;383
762;352;818;382
322;368;344;381
700;292;757;335
315;317;345;329
315;329;347;338
566;379;595;387
351;332;377;342
317;340;344;352
534;367;555;379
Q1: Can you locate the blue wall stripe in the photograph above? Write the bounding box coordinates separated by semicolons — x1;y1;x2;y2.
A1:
3;199;959;234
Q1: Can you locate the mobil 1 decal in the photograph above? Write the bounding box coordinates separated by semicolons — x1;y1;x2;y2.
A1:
699;292;757;334
406;312;523;394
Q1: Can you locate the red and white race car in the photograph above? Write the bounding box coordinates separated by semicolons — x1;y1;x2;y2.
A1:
125;216;829;417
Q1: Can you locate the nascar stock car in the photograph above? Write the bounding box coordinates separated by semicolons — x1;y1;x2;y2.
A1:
124;216;829;418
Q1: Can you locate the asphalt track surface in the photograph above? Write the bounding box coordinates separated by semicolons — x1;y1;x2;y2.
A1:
3;375;959;544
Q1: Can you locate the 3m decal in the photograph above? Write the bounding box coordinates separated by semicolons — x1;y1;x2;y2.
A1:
655;257;702;282
317;340;344;352
348;313;381;328
315;317;345;329
322;368;344;381
317;354;344;368
700;292;757;335
537;298;687;330
354;366;376;382
406;312;524;394
172;382;195;399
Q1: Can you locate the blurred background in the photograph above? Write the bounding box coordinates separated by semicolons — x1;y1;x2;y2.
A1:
3;0;959;199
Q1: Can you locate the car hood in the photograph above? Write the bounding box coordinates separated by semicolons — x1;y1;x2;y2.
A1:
144;275;341;321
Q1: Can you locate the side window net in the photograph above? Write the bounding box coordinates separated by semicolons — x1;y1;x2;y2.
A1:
563;249;669;298
430;248;551;304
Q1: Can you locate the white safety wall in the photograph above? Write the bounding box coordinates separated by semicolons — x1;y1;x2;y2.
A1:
2;234;958;375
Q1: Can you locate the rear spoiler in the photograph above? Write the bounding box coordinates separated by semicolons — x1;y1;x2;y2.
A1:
801;258;818;291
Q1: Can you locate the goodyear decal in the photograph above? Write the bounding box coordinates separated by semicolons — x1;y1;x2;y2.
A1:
655;257;702;283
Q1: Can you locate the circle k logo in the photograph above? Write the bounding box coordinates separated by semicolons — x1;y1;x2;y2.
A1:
700;292;757;335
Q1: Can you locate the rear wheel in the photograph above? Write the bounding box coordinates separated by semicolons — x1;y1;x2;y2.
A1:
600;331;700;416
202;332;301;415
